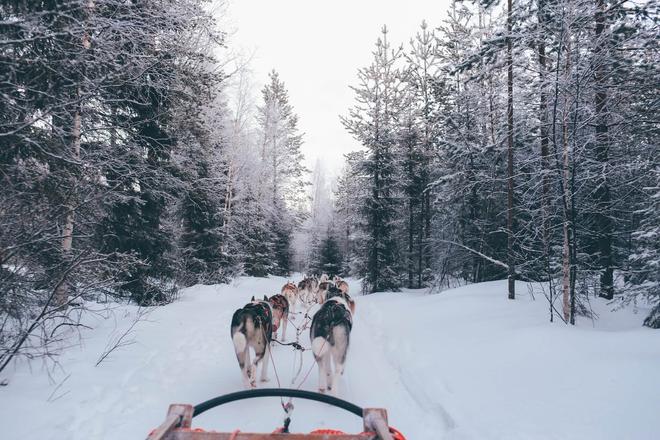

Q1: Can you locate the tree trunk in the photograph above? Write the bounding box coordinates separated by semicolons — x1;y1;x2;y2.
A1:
54;106;81;308
561;37;573;323
408;195;414;288
54;0;95;308
562;120;571;323
538;0;553;321
594;0;614;300
506;0;516;300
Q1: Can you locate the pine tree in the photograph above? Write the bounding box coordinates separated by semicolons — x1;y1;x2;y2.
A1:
257;70;308;276
317;233;344;278
404;21;443;287
342;26;404;293
334;152;368;276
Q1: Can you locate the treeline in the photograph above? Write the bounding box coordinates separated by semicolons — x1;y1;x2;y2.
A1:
0;0;306;371
338;0;658;326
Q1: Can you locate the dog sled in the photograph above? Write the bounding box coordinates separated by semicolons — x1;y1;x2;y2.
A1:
146;388;405;440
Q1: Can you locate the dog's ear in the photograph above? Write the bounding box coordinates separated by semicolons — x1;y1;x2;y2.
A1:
251;295;255;302
263;295;268;301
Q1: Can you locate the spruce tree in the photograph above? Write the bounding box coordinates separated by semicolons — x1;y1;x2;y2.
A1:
342;26;404;293
318;234;343;278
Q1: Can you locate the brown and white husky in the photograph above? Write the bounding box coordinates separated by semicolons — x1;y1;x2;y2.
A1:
281;281;299;315
334;277;349;295
268;293;289;342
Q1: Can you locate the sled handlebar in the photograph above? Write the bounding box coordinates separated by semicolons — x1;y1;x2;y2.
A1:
193;388;364;418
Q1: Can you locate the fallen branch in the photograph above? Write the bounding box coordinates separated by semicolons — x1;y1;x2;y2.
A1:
436;239;510;270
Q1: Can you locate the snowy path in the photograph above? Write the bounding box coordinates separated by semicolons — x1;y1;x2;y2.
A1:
1;276;659;439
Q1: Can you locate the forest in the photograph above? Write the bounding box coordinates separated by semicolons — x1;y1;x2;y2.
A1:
337;1;658;326
1;0;658;379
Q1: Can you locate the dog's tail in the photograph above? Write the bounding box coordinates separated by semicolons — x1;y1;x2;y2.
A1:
232;328;246;353
232;316;253;354
312;336;330;358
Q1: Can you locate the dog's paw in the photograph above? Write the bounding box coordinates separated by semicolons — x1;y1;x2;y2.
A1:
260;377;270;383
318;388;326;394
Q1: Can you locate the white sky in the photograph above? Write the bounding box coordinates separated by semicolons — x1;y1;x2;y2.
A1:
223;0;452;176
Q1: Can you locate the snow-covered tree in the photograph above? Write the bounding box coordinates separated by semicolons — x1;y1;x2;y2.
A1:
342;26;405;293
256;70;308;276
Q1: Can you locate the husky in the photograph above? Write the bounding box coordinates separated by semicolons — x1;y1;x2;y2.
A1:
316;280;334;304
268;294;289;342
297;276;318;304
319;273;329;283
230;296;273;388
336;279;349;295
324;286;356;312
281;281;299;315
310;286;356;396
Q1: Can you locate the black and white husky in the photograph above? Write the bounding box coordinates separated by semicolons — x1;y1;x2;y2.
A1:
231;296;273;388
310;286;356;395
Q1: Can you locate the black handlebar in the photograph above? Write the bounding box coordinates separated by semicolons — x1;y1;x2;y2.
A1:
193;388;364;418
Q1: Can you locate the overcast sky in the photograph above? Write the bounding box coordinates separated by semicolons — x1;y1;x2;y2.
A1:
224;0;452;176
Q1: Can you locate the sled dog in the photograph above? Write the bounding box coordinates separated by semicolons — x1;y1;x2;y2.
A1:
268;294;289;342
298;276;318;304
310;286;355;396
230;296;273;388
316;280;334;304
335;279;349;295
281;281;299;315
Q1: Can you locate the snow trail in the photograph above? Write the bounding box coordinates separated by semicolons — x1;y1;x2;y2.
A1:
1;276;659;439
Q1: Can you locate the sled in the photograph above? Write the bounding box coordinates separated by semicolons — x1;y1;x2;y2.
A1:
146;388;404;440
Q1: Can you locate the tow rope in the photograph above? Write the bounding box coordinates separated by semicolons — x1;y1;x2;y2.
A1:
272;340;307;351
264;301;321;433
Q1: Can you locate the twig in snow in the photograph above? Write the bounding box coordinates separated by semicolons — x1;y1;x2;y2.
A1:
47;373;71;402
95;307;149;367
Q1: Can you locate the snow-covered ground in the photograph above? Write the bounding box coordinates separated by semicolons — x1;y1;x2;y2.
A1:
1;276;658;439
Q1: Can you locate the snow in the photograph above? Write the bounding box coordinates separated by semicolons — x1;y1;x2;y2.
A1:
1;276;659;439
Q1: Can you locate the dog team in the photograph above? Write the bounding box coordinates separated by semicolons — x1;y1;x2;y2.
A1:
230;275;355;395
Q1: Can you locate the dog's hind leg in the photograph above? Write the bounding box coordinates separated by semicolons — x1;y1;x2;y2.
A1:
330;327;349;396
282;312;288;342
259;345;270;383
290;296;297;317
243;348;254;389
312;336;330;393
316;353;328;394
330;356;345;397
324;353;333;392
236;349;251;389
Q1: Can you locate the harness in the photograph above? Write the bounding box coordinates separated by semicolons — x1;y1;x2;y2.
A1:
242;301;273;338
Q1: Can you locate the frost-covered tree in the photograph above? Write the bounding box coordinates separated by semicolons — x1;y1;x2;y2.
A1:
342;26;405;293
317;233;344;278
341;0;658;325
0;0;226;370
256;70;308;276
402;21;443;287
334;151;369;276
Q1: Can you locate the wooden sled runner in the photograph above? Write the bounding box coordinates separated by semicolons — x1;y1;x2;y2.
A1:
147;388;405;440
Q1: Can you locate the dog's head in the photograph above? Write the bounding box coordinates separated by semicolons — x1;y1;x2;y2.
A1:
325;286;356;315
